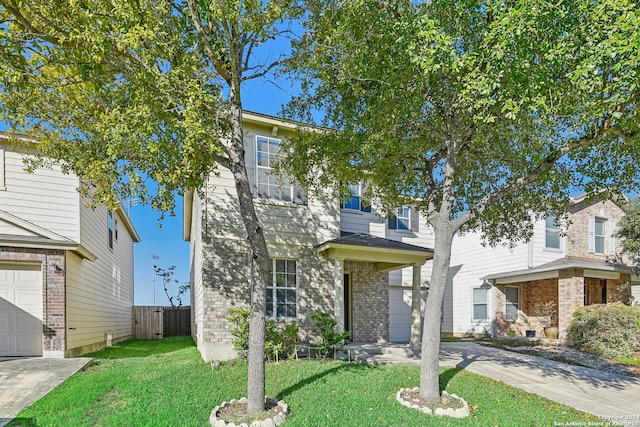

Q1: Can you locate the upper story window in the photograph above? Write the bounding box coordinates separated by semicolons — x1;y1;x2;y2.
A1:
266;259;297;319
341;183;371;212
108;211;114;249
388;205;419;232
545;215;561;250
256;136;294;202
588;216;616;255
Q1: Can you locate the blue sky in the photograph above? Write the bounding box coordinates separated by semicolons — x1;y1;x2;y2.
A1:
131;77;295;305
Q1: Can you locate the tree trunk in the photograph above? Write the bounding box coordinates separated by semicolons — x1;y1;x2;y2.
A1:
419;220;455;402
227;103;271;414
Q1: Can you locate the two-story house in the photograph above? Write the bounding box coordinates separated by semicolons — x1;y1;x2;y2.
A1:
445;194;638;339
183;112;435;362
0;134;140;357
184;112;638;361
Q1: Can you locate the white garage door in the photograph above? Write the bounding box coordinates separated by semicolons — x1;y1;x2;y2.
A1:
0;264;43;357
389;287;416;342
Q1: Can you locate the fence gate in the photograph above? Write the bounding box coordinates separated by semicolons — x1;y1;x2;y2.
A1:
133;306;191;339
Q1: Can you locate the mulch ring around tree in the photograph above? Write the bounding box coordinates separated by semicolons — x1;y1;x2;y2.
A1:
210;397;288;427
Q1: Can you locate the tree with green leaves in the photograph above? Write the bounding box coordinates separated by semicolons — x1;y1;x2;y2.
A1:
284;0;640;403
617;199;640;272
0;0;300;414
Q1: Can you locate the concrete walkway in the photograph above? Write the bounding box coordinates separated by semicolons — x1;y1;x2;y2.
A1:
0;357;92;427
348;342;640;419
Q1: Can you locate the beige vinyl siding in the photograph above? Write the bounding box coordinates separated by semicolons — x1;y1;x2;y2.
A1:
190;191;205;348
66;205;134;354
0;145;79;241
632;285;640;307
203;135;339;252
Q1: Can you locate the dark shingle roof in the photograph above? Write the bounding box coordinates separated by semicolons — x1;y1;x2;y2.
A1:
319;232;433;253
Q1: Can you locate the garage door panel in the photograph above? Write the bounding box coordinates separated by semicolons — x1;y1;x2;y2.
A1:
0;264;43;357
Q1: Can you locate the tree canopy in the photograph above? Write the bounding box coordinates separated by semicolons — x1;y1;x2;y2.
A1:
1;0;301;414
285;0;640;403
617;199;640;271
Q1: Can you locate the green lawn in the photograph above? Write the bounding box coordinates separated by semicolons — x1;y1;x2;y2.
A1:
10;337;595;426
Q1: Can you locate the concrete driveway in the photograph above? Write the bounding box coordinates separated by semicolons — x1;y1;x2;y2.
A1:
0;357;92;427
440;342;640;419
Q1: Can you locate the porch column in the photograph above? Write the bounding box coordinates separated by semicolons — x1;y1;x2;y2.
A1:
334;258;345;333
558;268;584;339
410;264;421;347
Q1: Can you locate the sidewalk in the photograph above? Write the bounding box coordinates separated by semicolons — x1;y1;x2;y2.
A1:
347;341;640;419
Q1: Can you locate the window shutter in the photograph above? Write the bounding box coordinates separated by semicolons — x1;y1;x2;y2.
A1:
361;203;371;213
588;216;595;253
410;206;420;232
244;134;256;195
388;214;397;230
609;219;617;255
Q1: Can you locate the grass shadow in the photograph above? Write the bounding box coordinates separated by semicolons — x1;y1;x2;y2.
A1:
83;336;195;359
275;362;362;400
438;366;463;392
6;417;38;427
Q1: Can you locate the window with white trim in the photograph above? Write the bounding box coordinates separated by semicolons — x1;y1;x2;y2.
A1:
594;217;606;254
394;206;411;230
343;183;362;210
544;214;560;249
108;211;114;249
473;287;488;320
0;148;5;190
266;259;297;318
505;286;520;321
256;136;293;202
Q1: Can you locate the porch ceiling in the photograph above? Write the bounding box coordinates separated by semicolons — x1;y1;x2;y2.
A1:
316;232;433;272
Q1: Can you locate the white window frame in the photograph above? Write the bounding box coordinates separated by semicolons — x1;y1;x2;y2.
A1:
505;286;520;321
255;136;294;202
544;214;561;250
472;287;489;321
394;206;411;230
0;148;6;191
266;259;298;319
108;211;114;249
594;217;606;254
342;183;362;211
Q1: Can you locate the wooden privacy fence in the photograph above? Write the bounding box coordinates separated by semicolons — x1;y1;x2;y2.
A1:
132;306;191;339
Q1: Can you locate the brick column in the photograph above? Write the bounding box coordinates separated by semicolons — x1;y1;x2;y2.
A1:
558;269;584;339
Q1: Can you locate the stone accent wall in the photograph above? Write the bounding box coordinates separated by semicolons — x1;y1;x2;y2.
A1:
0;246;66;353
566;198;626;261
346;261;389;342
558;269;584;338
297;247;335;344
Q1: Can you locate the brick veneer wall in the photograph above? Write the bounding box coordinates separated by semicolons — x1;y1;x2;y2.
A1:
199;238;336;348
0;247;66;353
495;278;558;336
346;261;389;342
565;198;627;261
558;269;584;338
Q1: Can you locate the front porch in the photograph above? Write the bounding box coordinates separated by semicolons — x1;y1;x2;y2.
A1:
485;257;633;339
316;232;433;346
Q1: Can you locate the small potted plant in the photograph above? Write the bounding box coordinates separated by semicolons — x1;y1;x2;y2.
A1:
520;312;536;337
508;320;516;337
532;301;558;339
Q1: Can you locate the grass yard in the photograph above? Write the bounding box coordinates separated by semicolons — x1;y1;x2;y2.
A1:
10;337;595;427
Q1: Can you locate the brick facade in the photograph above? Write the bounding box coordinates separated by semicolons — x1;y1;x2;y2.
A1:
495;279;558;337
346;261;389;342
0;246;66;354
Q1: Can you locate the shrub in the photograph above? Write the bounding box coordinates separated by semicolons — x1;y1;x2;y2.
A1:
310;311;351;357
227;307;299;362
567;303;640;358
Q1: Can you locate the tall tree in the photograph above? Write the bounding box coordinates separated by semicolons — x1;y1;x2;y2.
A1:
617;199;640;271
284;0;640;403
0;0;300;413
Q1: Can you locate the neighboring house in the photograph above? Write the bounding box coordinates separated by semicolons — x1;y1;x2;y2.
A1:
0;134;140;357
445;194;639;339
184;111;638;362
184;112;434;362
